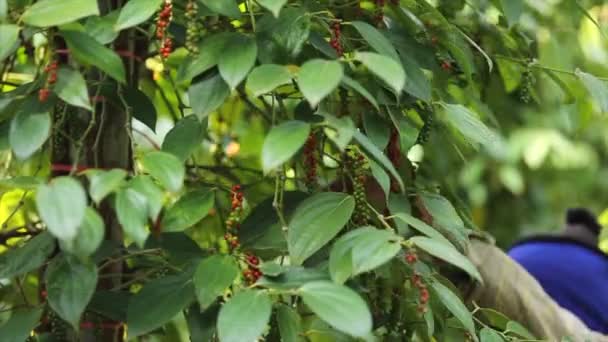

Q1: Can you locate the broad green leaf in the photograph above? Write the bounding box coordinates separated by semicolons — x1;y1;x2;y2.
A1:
353;130;404;192
115;188;149;247
288;192;355;265
443;29;476;82
419;192;468;249
162;189;215;232
162;115;204;161
61;30;126;83
36;177;87;242
60;207;104;259
0;232;55;279
257;8;311;59
0;308;43;342
125;87;157;131
480;328;505;342
246;64;293;96
60;207;104;258
141;151;185;192
194;255;239;310
86;169;128;204
0;0;6;21
46;255;98;329
217;290;272;342
277;304;304;342
22;0;99;27
219;34;258;89
576;70;608;113
329;227;402;284
130;175;163;220
354;52;405;94
257;0;287;17
262;120;310;174
115;0;163;31
341;76;379;110
127;272;195;338
256;266;330;291
505;321;535;339
362;113;390;150
54;67;92;110
479;308;510;330
411;236;482;282
431;281;475;336
297;59;343;107
88;291;130;322
500;0;524;27
200;0;240;18
439;103;502;150
0;24;19;61
0;176;44;190
400;52;432;101
322;113;355;151
186;304;219;342
189;72;231;119
299;281;372;338
9;109;50;160
178;33;232;82
369;159;390;201
84;11;120;44
392;212;451;245
351;21;400;61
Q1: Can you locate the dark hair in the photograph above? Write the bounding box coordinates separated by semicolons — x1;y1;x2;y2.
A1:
566;208;602;235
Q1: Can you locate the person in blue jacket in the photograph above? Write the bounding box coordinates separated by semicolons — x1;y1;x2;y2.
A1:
508;208;608;333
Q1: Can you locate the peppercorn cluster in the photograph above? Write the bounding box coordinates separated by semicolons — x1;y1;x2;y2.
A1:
519;61;536;103
223;184;244;250
416;111;434;145
329;22;343;57
303;132;318;190
345;145;372;226
242;253;262;284
39;60;58;102
156;0;173;59
184;0;201;56
375;0;385;26
410;272;430;314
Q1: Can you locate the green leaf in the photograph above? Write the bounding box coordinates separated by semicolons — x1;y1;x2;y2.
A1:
84;11;120;44
0;24;19;61
411;236;482;283
341;76;379;110
353;130;404;192
299;281;372;338
9;108;50;160
162;115;204;161
186;303;219;342
21;0;99;27
431;281;475;337
0;232;55;279
115;188;149;247
189;72;231;119
246;64;293;96
115;0;162;31
288;192;355;265
54;67;92;111
576;70;608;113
141;151;185;192
59;207;104;258
194;255;239;310
297;59;343;107
480;328;505;342
369;159;390;201
479;308;510;330
419;192;468;249
400;52;431;101
0;176;44;190
46;255;98;329
257;0;287;17
125;87;157;131
392;212;451;245
257;8;311;59
351;21;400;61
0;308;43;342
499;0;524;27
86;169;128;204
439;103;502;150
130;175;163;221
329;227;402;284
162;189;215;232
178;33;232;82
200;0;241;18
61;30;126;83
219;34;258;89
217;290;272;342
127;272;195;338
505;321;535;339
262;120;310;174
354;52;406;95
256;266;330;291
277;304;304;342
36;177;87;242
322;113;355;152
363;113;390;150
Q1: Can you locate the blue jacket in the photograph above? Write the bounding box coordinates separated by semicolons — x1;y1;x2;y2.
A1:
508;236;608;333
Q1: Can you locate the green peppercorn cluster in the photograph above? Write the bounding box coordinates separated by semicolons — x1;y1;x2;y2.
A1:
520;61;536;103
184;1;201;56
416;111;434;145
345;145;372;226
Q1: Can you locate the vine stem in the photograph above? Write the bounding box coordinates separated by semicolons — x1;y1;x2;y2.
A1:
273;171;288;231
494;55;608;81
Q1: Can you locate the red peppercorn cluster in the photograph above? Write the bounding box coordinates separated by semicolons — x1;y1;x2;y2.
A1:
156;1;173;59
39;60;58;102
411;273;430;314
223;185;244;250
404;250;418;264
329;22;343;57
242;253;263;284
440;60;452;71
303;133;318;189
